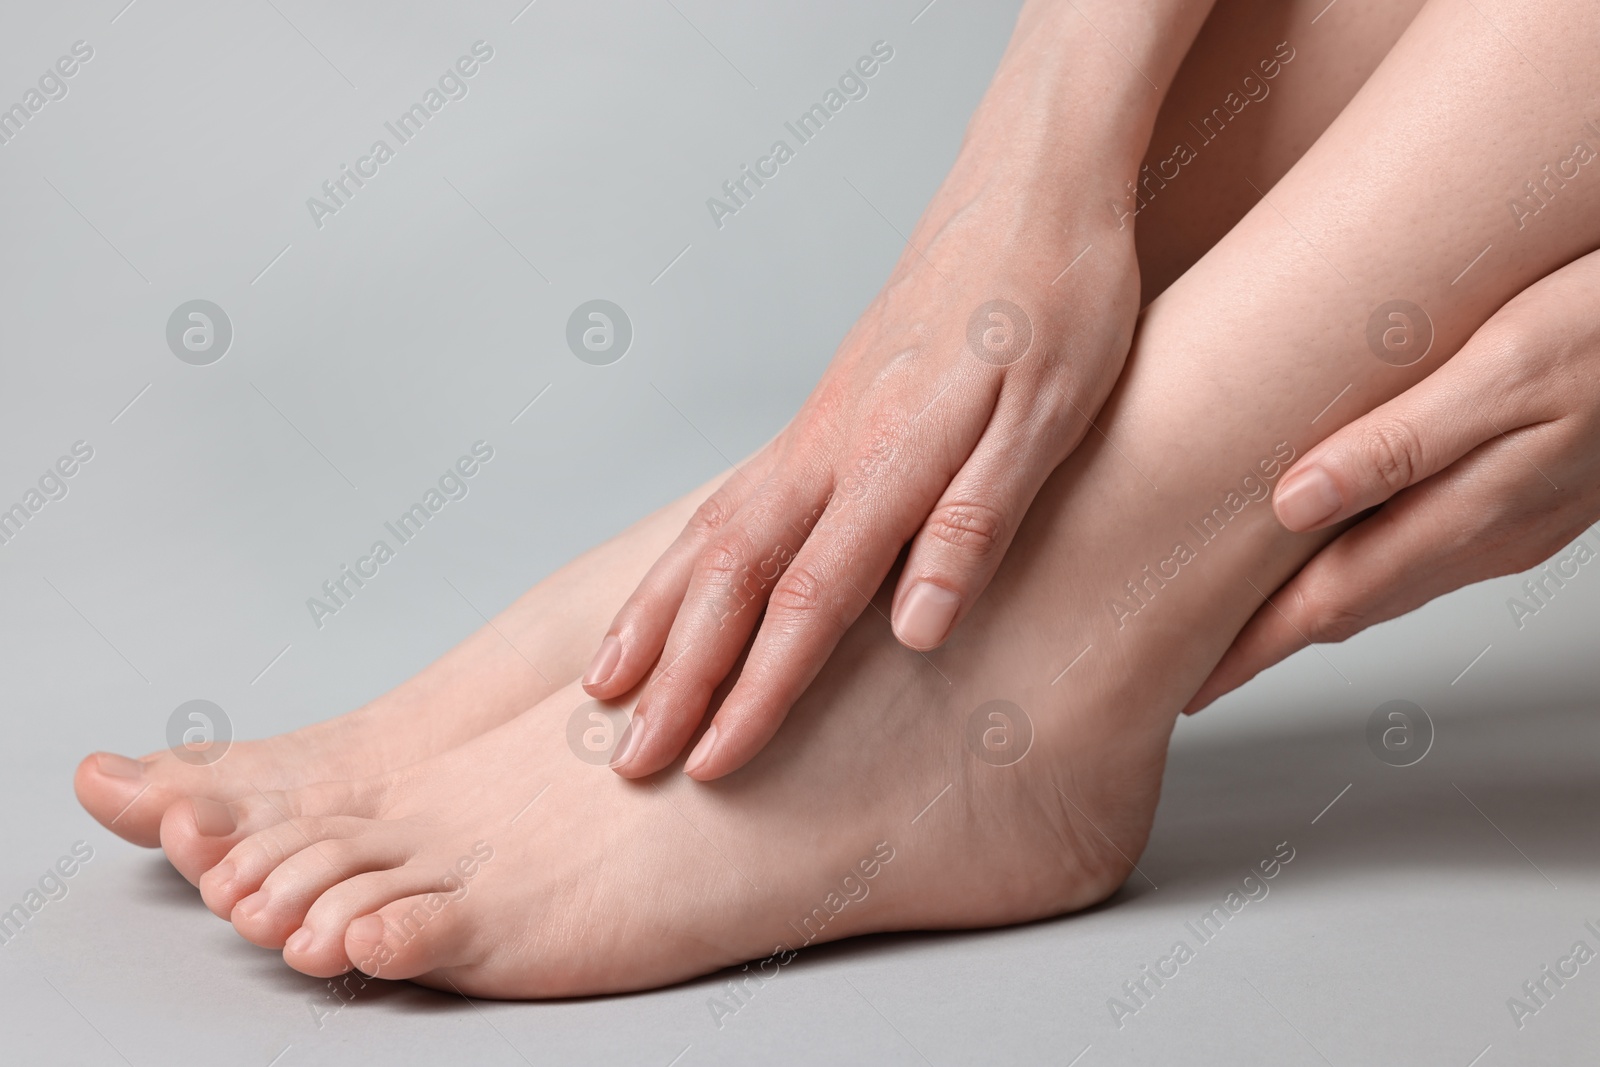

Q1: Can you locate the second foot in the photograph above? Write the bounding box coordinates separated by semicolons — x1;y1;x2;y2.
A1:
178;645;1167;998
74;480;718;851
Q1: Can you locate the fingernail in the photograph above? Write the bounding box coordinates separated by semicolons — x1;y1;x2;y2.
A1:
236;890;269;919
610;715;644;769
191;797;236;837
1275;467;1342;531
285;927;313;954
684;723;719;778
894;582;961;650
96;753;144;780
583;635;622;688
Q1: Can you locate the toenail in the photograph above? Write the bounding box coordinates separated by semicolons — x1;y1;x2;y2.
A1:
209;861;236;888
96;753;144;780
583;634;622;689
894;582;961;650
683;723;719;777
347;915;385;945
610;715;644;769
285;928;313;953
235;890;269;919
191;797;237;836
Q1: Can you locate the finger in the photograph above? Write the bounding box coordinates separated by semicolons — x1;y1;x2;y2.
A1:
680;477;954;781
610;469;837;778
582;455;770;699
1273;327;1534;533
891;406;1069;651
1186;427;1570;713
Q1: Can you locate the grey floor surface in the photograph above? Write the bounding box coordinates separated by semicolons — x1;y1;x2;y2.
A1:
1;1;1597;1064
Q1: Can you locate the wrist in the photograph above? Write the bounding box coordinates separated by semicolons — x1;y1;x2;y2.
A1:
945;0;1214;209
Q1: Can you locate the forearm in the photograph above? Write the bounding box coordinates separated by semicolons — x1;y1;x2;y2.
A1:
925;0;1217;235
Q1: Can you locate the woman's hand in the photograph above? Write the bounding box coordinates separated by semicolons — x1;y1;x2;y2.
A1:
1187;248;1600;714
585;0;1218;781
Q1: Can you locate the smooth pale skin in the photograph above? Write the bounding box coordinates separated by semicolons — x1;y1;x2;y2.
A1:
1189;248;1600;713
585;0;1220;782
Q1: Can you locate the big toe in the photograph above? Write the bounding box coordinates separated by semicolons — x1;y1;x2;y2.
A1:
74;752;169;847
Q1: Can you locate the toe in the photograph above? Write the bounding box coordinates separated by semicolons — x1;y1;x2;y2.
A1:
231;830;408;948
162;777;390;887
284;867;454;978
339;889;479;982
74;752;168;847
159;797;245;884
199;815;378;919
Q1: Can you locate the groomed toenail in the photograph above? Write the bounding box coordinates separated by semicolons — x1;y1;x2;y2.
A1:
209;861;235;887
191;797;236;836
347;915;385;945
235;890;268;919
285;928;313;953
96;753;144;779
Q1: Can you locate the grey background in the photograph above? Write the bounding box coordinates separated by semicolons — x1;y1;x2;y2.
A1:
1;1;1596;1063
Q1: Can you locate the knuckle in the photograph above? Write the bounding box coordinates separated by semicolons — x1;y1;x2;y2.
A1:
686;492;740;543
699;533;752;587
922;500;1007;561
768;561;829;619
1360;421;1422;493
1289;580;1366;644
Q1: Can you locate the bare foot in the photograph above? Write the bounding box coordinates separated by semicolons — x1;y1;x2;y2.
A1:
73;480;717;849
157;297;1344;996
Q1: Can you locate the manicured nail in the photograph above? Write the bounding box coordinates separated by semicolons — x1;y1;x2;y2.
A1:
191;797;236;837
235;890;269;919
285;927;313;953
1275;467;1342;531
96;753;144;780
684;723;719;778
894;582;961;650
610;715;644;769
583;635;622;688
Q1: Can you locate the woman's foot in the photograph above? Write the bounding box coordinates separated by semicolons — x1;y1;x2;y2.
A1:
158;293;1356;998
159;0;1600;973
74;481;719;849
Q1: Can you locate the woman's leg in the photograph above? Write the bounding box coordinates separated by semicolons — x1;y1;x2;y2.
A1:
74;0;1415;847
158;0;1600;995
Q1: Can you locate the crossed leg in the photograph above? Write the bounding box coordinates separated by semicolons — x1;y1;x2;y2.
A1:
143;0;1600;996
